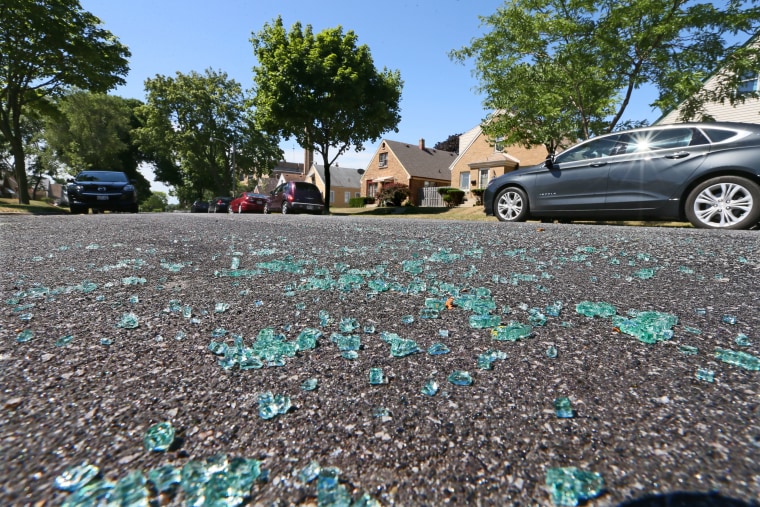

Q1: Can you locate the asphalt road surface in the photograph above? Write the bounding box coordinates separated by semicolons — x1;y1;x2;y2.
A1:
1;213;758;506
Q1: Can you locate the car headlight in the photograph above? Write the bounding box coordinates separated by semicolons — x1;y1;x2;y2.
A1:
123;184;135;193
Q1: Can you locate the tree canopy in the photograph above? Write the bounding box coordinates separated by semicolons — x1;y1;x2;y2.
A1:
451;0;760;152
250;17;403;213
0;0;130;203
135;69;282;204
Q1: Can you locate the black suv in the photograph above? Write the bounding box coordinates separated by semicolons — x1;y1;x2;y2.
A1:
67;171;138;214
264;181;325;215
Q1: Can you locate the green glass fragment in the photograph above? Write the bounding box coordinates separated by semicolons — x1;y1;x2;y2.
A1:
144;421;175;452
16;329;34;343
258;391;291;419
372;407;390;418
722;314;737;325
147;465;180;493
60;479;114;507
612;311;677;344
302;378;318;391
110;470;148;507
427;343;450;355
546;345;558;358
714;347;760;371
117;312;139;329
448;370;473;386
575;301;616;318
341;350;359;360
317;467;352;506
297;328;322;350
55;335;74;347
419;307;440;319
214;302;230;313
735;334;751;347
679;345;699;355
491;321;533;341
55;462;100;492
554;397;574;418
401;315;415;324
421;379;439;396
369;368;386;385
477;349;507;370
696;368;715;382
545;466;604;506
469;314;501;329
299;460;321;483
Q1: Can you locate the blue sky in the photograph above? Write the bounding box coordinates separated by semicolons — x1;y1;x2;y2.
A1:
79;0;664;196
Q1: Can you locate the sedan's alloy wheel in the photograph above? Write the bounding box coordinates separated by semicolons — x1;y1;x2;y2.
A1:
686;177;760;229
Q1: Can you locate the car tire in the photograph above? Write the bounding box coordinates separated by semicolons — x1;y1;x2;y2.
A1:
685;176;760;230
263;203;270;214
70;205;86;215
494;187;529;222
282;203;288;215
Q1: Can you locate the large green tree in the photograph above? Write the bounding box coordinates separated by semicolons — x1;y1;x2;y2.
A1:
451;0;760;152
251;17;403;213
0;0;130;204
43;91;151;198
135;69;282;204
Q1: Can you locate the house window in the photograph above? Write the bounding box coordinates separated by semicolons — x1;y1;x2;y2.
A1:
355;192;361;198
478;168;490;188
344;191;350;203
378;153;388;168
459;172;470;190
494;136;505;153
368;182;378;197
738;72;759;94
329;191;335;203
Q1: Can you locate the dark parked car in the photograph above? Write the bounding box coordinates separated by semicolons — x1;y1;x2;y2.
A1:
67;170;138;214
264;181;325;215
230;192;268;213
484;122;760;230
210;196;232;213
190;200;210;213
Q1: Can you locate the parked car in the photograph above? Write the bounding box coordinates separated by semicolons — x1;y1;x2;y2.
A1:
230;192;268;213
484;122;760;230
190;200;209;213
67;170;138;214
264;181;325;215
210;196;232;213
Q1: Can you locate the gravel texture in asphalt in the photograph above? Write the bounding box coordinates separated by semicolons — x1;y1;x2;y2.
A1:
1;213;759;506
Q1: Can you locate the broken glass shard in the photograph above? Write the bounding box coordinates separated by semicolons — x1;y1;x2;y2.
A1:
492;322;533;342
419;307;440;319
372;407;390;418
296;328;322;350
301;378;318;391
735;334;751;347
478;349;507;369
208;341;228;355
545;466;604;506
55;462;100;492
258;391;291;419
575;301;616;318
144;421;175;452
55;335;74;347
319;310;332;327
612;311;677;344
696;368;715;382
528;309;548;326
317;466;352;506
214;302;230;313
448;370;473;386
421;379;439;396
147;465;180;493
341;350;359;360
545;301;563;317
299;460;321;484
401;315;415;324
117;312;139;329
714;347;760;371
16;329;34;343
60;479;114;507
469;314;501;329
369;368;386;385
721;314;737;325
339;317;359;333
331;333;361;351
109;470;148;507
546;345;558;358
679;345;699;355
427;343;450;355
554;397;574;418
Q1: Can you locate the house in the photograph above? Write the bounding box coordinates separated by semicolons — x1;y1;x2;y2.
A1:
449;123;548;205
305;163;363;207
250;158;309;195
360;138;454;205
657;37;760;125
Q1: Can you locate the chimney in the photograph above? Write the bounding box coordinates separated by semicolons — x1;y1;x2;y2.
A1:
419;138;425;150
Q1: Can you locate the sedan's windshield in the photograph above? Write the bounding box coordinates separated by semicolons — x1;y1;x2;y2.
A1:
76;171;128;183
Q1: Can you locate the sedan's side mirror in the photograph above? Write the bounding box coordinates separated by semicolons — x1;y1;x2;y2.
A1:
544;153;556;169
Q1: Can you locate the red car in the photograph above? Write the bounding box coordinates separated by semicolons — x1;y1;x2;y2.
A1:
230;192;268;213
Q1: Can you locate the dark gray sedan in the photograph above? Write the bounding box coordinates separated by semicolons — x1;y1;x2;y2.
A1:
483;122;760;229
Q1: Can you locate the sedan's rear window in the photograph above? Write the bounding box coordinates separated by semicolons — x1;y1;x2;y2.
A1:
701;128;741;144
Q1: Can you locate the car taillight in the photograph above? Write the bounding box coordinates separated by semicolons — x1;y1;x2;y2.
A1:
287;194;294;202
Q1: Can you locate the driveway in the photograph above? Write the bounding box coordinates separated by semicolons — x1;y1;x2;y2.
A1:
1;214;758;506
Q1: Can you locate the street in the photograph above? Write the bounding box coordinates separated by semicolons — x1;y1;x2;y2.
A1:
1;213;758;506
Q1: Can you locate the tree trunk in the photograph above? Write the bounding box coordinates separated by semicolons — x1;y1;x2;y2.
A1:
12;142;30;205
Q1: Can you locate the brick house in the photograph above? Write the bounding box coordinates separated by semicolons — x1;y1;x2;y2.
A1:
305;163;363;207
360;139;454;205
449;124;548;205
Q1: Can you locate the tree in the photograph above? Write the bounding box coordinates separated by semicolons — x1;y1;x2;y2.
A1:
43;91;151;199
451;0;760;152
251;17;403;213
434;134;462;154
135;69;282;204
0;0;130;204
140;191;168;212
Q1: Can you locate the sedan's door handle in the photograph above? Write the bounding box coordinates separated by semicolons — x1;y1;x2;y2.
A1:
589;161;607;167
665;151;690;159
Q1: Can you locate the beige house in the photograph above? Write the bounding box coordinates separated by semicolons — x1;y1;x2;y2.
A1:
449;124;548;204
305;163;363;207
360;139;454;205
658;37;760;125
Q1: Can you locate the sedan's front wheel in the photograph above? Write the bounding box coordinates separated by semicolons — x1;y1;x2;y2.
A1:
494;187;529;222
685;176;760;230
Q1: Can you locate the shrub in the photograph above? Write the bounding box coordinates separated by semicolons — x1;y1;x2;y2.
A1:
349;197;366;208
364;196;376;205
377;183;410;206
441;189;465;207
471;188;485;205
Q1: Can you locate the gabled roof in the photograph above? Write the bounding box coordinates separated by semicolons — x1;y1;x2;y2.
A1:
448;124;483;170
310;164;363;188
384;139;455;180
